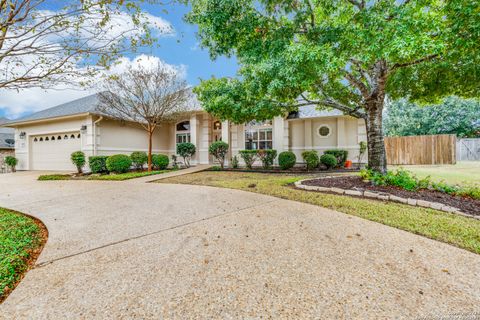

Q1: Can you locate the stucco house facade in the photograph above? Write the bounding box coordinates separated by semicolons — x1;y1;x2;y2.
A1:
5;94;367;171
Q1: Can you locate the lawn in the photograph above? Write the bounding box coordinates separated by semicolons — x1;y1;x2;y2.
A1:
158;171;480;254
0;208;47;302
391;161;480;186
38;170;171;181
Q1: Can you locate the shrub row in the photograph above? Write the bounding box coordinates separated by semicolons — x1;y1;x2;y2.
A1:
301;149;349;171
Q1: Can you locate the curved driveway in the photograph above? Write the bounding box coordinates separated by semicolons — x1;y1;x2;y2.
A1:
0;171;479;319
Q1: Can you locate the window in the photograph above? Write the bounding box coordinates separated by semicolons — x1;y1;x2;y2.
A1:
176;121;191;145
245;121;273;150
317;125;331;137
176;133;191;144
70;134;75;139
176;121;190;131
34;137;38;142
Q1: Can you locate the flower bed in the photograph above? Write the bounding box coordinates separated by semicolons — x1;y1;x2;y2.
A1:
297;176;480;217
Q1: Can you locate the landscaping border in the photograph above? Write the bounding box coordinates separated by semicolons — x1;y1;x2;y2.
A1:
295;177;480;220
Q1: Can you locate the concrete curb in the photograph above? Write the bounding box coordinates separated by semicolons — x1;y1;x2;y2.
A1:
294;177;479;220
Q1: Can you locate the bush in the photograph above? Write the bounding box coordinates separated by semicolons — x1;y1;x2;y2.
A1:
88;156;109;174
278;151;296;170
231;155;239;169
324;149;348;167
301;150;319;171
70;151;86;174
106;154;132;173
320;154;338;169
209;141;229;169
177;142;196;167
4;156;18;172
257;149;277;169
151;154;169;170
239;150;257;169
130;151;148;170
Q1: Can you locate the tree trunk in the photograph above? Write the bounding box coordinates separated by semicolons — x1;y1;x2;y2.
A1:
364;100;387;174
148;129;153;172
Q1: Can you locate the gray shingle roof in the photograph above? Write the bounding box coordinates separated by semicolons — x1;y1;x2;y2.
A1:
287;105;343;120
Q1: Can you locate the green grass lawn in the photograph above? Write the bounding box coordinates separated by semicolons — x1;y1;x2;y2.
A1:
0;208;46;302
38;170;171;181
391;161;480;186
158;171;480;254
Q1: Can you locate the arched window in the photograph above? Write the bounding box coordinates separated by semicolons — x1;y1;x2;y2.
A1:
39;137;43;142
34;137;38;142
58;136;62;140
45;137;49;141
70;134;75;139
77;133;81;138
176;121;191;145
51;136;55;141
64;135;68;139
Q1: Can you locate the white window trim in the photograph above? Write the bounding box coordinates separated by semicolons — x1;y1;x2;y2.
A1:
175;120;191;145
316;124;332;138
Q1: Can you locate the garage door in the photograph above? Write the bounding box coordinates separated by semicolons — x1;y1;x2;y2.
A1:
30;132;81;171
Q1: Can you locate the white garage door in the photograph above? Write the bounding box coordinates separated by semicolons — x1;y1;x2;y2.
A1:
30;132;81;171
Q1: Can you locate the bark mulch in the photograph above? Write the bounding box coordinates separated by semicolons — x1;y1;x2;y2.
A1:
302;176;480;216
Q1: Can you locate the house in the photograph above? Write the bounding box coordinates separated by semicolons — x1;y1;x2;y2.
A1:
0;117;15;170
5;94;367;171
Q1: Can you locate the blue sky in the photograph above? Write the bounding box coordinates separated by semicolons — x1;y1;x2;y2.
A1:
0;2;238;119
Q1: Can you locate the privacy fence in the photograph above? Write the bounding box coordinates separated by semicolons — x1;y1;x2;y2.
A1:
384;134;457;165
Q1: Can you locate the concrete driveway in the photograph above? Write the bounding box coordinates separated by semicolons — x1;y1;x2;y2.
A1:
0;171;479;319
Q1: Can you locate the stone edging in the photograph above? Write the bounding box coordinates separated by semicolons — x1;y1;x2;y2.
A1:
294;177;480;220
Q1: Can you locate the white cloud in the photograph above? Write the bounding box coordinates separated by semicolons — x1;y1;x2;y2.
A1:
0;55;187;119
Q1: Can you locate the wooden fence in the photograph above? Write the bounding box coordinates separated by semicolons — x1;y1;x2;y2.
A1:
384;134;456;165
457;138;480;161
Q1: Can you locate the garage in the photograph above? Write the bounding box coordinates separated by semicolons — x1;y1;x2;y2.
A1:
30;132;81;170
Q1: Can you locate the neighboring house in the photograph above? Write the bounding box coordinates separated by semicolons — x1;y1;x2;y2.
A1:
5;94;367;171
0;117;15;170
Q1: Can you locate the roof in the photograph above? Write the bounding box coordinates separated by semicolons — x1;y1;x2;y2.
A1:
287;105;343;120
0;118;14;148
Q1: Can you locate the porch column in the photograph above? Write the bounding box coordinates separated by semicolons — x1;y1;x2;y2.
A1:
190;114;198;164
273;116;285;164
221;120;230;165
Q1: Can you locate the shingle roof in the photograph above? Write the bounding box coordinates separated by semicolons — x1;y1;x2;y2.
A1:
287;105;343;120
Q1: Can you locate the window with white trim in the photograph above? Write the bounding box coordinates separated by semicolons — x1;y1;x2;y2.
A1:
245;120;273;150
176;121;191;145
317;124;331;137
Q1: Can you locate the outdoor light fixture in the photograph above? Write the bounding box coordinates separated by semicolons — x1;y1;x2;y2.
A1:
80;125;87;133
19;131;26;139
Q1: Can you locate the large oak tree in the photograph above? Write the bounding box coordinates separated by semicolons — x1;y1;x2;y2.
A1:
185;0;479;173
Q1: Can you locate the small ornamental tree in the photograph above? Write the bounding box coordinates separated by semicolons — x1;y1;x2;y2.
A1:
302;151;319;171
177;142;196;168
357;141;367;169
70;151;86;174
239;150;257;169
257;149;277;169
209;141;229;169
4;156;18;172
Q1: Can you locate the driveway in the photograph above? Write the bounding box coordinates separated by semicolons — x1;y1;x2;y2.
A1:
1;171;479;319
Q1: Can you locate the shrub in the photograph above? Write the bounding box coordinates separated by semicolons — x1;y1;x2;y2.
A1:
70;151;86;174
130;151;148;170
88;156;109;174
106;154;132;173
209;141;229;169
278;151;296;170
301;150;319;171
4;156;18;172
324;149;348;167
239;150;257;169
257;149;277;169
320;154;338;169
231;155;239;169
176;142;196;168
152;154;169;170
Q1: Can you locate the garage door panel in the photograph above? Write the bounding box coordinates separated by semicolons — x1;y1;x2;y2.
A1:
31;132;81;171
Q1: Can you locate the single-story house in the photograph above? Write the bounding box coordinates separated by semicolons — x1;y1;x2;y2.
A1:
5;93;367;171
0;117;15;170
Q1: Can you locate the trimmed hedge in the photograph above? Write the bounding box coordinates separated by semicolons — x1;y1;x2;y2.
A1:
4;156;18;172
88;156;109;174
320;154;338;169
301;150;319;171
130;151;148;170
257;149;277;169
324;149;348;167
152;154;169;170
278;151;296;170
106;154;132;173
70;151;86;174
239;150;257;169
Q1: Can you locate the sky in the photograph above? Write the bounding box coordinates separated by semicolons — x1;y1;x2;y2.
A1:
0;2;238;120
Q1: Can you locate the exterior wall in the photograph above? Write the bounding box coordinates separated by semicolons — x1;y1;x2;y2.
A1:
13;116;91;170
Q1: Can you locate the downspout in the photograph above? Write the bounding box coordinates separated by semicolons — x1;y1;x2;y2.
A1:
93;116;103;156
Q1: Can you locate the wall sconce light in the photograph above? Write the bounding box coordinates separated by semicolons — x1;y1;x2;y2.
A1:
80;125;87;133
19;132;26;139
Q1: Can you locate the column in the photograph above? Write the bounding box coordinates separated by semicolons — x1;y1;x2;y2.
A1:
221;120;230;165
273;116;285;164
190;114;198;164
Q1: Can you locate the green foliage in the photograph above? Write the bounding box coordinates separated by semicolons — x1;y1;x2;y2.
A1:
38;174;71;181
278;151;296;170
231;155;239;169
130;151;148;170
0;208;44;302
70;151;85;174
177;142;196;168
4;156;17;172
88;156;109;174
257;149;277;169
152;154;169;170
357;141;367;168
324;150;348;167
208;141;229;169
239;150;257;169
106;154;132;174
384;98;480;138
90;170;166;181
320;154;338;169
301;151;319;171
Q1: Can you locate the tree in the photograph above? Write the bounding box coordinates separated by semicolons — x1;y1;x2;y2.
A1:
208;141;229;169
98;62;191;171
185;0;479;173
384;97;480;138
0;0;169;90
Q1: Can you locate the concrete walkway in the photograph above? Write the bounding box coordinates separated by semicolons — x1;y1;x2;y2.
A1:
126;164;212;184
0;171;479;319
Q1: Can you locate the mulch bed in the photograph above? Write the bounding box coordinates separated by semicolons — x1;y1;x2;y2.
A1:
209;167;360;174
302;176;480;216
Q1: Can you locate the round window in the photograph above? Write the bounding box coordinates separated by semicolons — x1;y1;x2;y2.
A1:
318;125;330;137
